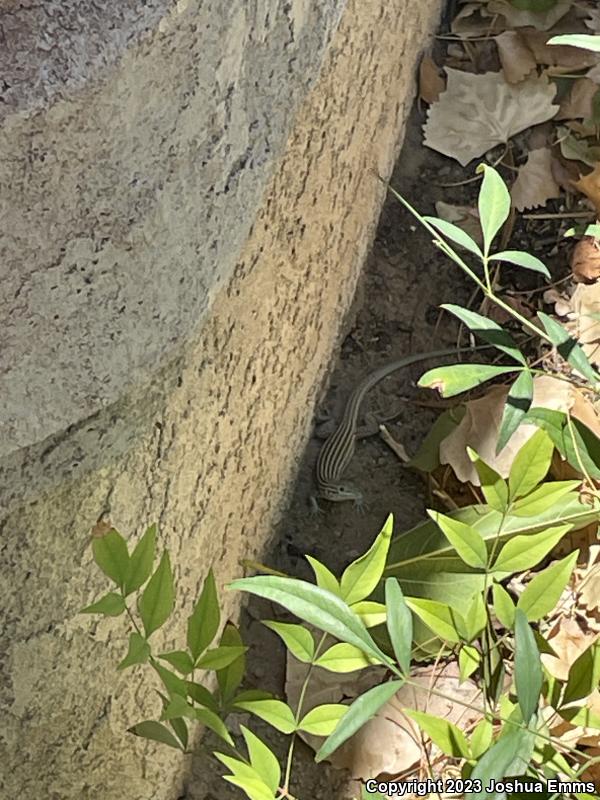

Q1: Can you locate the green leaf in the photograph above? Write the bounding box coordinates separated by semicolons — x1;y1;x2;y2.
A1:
315;643;372;673
385;579;412;675
384;496;596;655
563;643;600;706
230;576;389;664
441;304;526;365
455;592;487;642
468;449;509;512
492;583;515;629
489;250;550;279
428;510;487;569
518;551;579;621
169;715;188;750
351;601;387;628
514;609;543;724
118;632;150;670
305;555;341;596
340;514;393;605
470;728;535;800
187;569;220;662
470;718;493;759
128;720;182;750
406;598;460;643
298;704;348;736
233;699;296;734
217;623;246;704
525;407;600;480
80;591;126;617
404;710;469;758
158;650;194;675
315;680;403;763
138;552;174;638
186;681;219;712
547;34;600;53
196;644;247;671
160;694;195;721
418;364;518;398
508;429;554;501
560;704;600;729
196;706;234;745
407;406;466;472
477;164;510;256
422;215;483;257
511;480;581;517
497;370;533;454
263;621;314;663
459;645;480;682
92;528;130;589
538;312;600;384
215;753;275;800
241;726;280;795
492;524;572;573
124;524;156;595
153;662;187;698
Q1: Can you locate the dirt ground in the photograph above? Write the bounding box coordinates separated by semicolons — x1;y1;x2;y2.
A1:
184;94;569;799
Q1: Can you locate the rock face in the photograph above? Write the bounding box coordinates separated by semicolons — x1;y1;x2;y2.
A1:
0;0;441;797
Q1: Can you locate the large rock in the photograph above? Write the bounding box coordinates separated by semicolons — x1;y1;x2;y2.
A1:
0;0;441;797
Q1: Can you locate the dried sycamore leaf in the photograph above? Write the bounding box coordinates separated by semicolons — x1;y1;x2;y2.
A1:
543;287;573;318
495;30;537;83
574;163;600;217
439;377;574;484
451;3;506;37
424;70;558;167
571;237;600;283
322;663;481;779
519;27;600;71
584;9;600;33
511;147;561;210
435;201;483;245
487;0;572;31
571;281;600;366
542;617;597;680
558;78;600;120
551;151;582;192
588;63;600;83
419;55;445;104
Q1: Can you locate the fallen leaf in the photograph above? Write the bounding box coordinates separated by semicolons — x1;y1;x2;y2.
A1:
419;55;445;104
487;0;573;31
451;3;506;37
570;281;600;366
574;163;600;217
571;237;600;283
551;151;583;192
543;287;573;318
558;78;600;121
424;70;558;167
435;201;483;245
495;30;537;83
520;27;600;71
511;147;561;210
587;63;600;83
559;128;600;168
439;377;574;484
542;617;596;681
584;9;600;33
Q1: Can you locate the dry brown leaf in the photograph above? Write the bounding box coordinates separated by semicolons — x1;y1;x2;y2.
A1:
327;664;481;780
519;27;600;71
543;287;573;318
439;377;574;484
584;9;600;33
542;617;597;680
419;55;445;104
580;547;600;611
451;3;506;37
571;237;600;283
487;0;572;31
587;63;600;83
495;30;537;84
435;201;482;245
570;281;600;368
558;78;600;121
574;164;600;217
424;70;558;167
511;147;561;211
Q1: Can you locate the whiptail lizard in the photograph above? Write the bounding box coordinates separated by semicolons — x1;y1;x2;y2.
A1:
313;346;487;509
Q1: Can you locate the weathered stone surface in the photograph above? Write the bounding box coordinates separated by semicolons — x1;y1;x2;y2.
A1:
0;0;345;457
0;0;441;797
